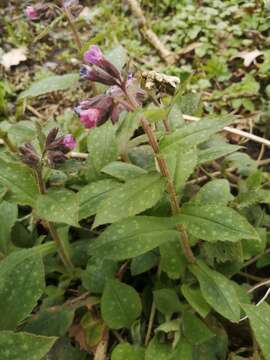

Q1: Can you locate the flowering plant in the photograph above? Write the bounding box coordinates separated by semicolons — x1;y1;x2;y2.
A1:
0;6;269;359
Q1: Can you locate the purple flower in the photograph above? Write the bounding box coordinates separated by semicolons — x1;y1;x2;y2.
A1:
25;5;39;20
84;45;103;66
79;108;101;128
62;134;76;150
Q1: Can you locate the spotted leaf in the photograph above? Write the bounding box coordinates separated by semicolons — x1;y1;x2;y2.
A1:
94;173;166;227
101;279;142;329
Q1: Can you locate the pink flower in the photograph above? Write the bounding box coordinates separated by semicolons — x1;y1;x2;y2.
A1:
79;108;101;128
62;134;76;149
25;5;39;20
84;45;103;65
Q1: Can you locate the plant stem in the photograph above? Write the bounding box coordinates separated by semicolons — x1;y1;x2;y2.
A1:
62;3;82;51
0;129;17;153
34;166;74;270
123;88;195;263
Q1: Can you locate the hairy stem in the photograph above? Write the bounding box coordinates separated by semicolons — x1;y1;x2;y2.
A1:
123;88;195;263
35;166;74;270
62;3;82;50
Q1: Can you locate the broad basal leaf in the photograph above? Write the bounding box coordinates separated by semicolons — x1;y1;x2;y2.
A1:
160;116;233;154
0;255;44;330
94;173;166;227
79;179;120;220
111;343;145;360
35;188;79;226
178;204;259;242
89;216;178;260
101;279;142;329
87;122;118;176
0;158;38;207
0;331;56;360
19;73;79;99
190;260;241;322
242;303;270;360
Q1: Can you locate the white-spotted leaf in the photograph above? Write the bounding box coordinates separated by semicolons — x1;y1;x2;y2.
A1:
242;303;270;360
0;255;44;330
190;260;241;322
79;179;120;220
94;173;166;227
0;331;56;360
35;188;79;227
89;216;178;260
178;204;259;242
160;116;233;154
0;158;38;207
191;179;233;205
101;279;142;329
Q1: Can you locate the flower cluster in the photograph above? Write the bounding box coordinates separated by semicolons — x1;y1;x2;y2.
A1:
25;4;51;21
20;129;76;168
75;45;146;129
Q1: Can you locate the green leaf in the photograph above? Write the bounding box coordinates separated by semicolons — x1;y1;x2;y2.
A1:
87;122;118;176
105;45;127;71
160;116;233;154
191;179;234;205
0;243;56;277
116;111;139;155
0;201;17;254
89;216;178;261
0;255;45;330
178;204;259;242
145;336;174;360
181;285;211;318
0;158;39;207
45;337;87;360
242;303;270;360
0;331;56;360
197;144;241;164
24;309;74;337
111;343;145;360
160;241;187;279
154;289;182;316
131;251;159;276
144;107;167;123
94;173;166;226
101;161;147;181
35;188;79;227
190;260;241;321
182;311;215;345
165;149;197;192
81;259;117;293
78;179;120;220
101;279;142;329
18;73;79;99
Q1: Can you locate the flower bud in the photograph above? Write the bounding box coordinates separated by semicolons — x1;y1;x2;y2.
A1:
79;108;101;128
45;127;59;147
80;67;117;86
47;150;67;167
19;143;40;167
25;5;39;20
62;134;76;150
84;45;121;80
84;45;103;66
